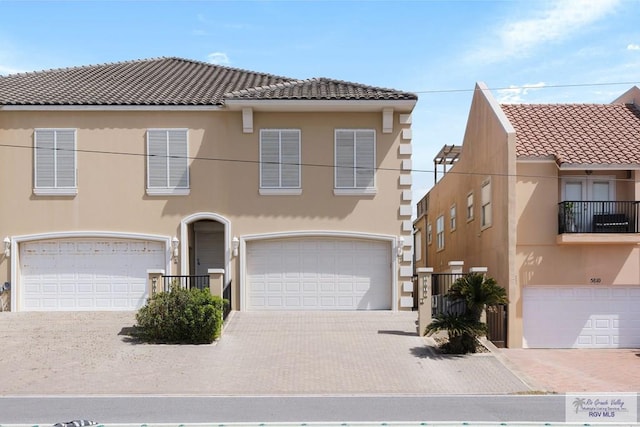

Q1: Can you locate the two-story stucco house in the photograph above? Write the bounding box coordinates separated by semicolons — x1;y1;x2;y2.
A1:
0;57;417;313
414;82;640;349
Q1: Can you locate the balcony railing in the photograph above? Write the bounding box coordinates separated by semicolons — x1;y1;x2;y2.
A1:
558;201;640;234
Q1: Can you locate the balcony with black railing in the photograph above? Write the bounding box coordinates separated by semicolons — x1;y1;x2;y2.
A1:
558;201;640;234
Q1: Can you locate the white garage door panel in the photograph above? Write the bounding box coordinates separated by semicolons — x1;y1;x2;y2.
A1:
523;286;640;348
248;238;391;310
21;239;165;311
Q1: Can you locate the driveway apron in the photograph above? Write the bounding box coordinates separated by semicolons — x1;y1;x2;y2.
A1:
0;311;530;395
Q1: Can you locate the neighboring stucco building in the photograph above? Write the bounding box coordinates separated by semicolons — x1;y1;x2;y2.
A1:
0;57;417;312
415;82;640;348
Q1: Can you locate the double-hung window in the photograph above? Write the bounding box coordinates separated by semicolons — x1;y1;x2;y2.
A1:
260;129;301;195
334;129;376;195
481;179;492;228
436;215;445;251
467;192;474;221
34;128;77;196
450;205;457;231
147;129;189;195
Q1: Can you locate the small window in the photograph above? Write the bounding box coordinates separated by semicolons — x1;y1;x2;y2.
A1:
427;223;433;245
147;129;189;195
467;192;474;221
436;215;445;251
481;179;492;228
260;129;301;195
414;231;422;262
450;205;456;231
334;129;376;195
34;128;77;196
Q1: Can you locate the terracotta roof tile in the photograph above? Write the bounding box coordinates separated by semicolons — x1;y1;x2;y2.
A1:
0;57;416;106
501;103;640;165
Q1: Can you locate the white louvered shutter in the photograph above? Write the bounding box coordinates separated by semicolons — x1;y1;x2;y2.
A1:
335;130;355;188
148;130;168;188
260;130;280;188
55;130;76;187
355;130;375;188
35;130;55;188
168;130;188;188
35;129;76;189
280;130;300;187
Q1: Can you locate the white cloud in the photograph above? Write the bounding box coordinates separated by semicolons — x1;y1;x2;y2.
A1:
207;52;230;65
471;0;620;63
496;82;546;103
627;44;640;51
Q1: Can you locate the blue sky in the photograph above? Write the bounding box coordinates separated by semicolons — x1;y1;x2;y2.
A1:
1;0;639;200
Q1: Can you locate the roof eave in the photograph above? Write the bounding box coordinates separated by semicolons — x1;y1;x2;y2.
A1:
224;99;417;113
0;104;224;111
558;163;640;170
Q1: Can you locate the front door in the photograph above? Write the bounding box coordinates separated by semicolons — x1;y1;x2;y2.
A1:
193;221;225;276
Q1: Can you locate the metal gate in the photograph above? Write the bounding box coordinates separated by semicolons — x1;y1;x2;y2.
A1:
486;304;507;348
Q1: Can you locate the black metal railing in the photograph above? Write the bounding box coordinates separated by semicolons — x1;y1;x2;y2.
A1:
223;280;232;320
162;275;210;292
431;273;465;318
558;201;639;234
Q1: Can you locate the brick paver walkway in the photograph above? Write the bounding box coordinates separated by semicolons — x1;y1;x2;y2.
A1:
0;311;530;395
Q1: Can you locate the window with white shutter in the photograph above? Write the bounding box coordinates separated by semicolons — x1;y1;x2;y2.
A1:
259;129;301;195
146;129;189;195
34;129;77;196
334;129;376;195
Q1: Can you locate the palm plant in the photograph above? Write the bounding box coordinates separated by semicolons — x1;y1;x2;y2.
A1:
425;273;508;354
447;273;508;323
425;312;487;354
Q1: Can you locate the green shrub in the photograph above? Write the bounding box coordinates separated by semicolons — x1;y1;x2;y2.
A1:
135;286;227;344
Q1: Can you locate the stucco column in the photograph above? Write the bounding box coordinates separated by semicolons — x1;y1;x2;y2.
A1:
416;267;433;336
208;268;225;298
448;261;464;274
147;269;165;297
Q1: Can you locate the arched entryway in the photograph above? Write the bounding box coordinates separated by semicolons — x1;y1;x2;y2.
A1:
180;213;230;282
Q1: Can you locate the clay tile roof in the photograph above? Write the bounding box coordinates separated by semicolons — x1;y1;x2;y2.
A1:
0;57;293;106
0;57;416;106
224;77;417;101
501;103;640;166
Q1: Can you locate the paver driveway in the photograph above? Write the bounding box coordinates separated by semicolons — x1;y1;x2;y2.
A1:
0;311;530;395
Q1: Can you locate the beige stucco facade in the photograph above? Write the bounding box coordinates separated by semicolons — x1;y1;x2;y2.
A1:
415;82;640;348
0;106;415;311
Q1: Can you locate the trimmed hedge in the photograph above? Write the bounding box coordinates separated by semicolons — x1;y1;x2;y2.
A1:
135;286;226;344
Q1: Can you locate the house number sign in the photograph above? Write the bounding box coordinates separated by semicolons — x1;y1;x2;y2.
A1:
590;277;602;284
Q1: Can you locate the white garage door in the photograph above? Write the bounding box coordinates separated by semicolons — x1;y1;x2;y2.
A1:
523;286;640;348
20;239;166;311
247;238;391;310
